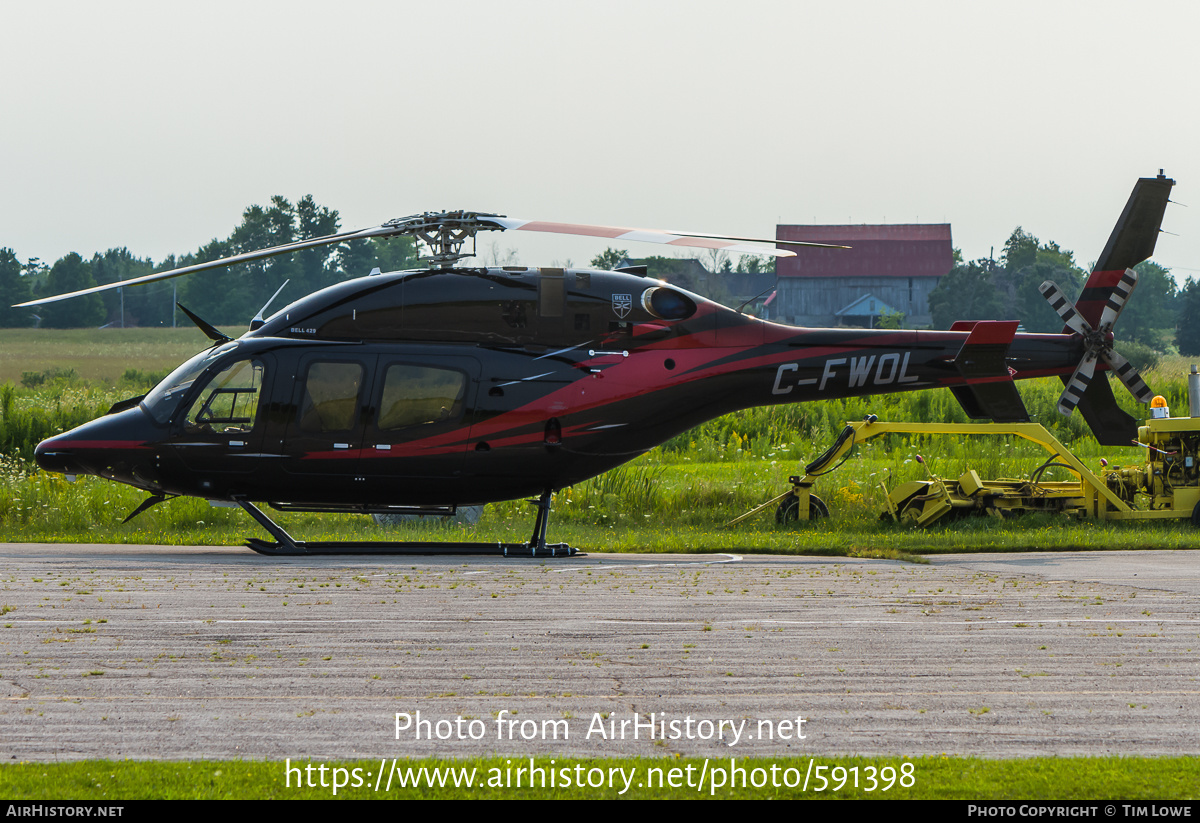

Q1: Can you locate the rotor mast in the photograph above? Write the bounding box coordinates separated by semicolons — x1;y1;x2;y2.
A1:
385;210;508;269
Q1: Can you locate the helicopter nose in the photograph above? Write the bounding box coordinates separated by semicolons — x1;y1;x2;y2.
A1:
34;407;155;479
34;436;89;477
35;422;120;477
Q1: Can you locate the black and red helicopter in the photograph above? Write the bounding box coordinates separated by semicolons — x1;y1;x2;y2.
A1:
19;174;1174;555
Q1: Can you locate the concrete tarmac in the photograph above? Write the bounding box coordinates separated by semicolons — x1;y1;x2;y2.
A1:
1;543;1198;761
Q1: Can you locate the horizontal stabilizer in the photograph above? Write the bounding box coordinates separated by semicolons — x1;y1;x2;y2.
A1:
951;320;1029;422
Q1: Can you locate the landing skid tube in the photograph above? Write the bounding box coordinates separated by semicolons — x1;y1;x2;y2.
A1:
234;494;580;558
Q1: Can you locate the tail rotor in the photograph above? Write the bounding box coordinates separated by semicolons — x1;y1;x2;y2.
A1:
1039;269;1154;416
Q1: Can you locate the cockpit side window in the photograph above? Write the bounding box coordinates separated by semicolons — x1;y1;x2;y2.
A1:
183;359;265;434
142;344;238;424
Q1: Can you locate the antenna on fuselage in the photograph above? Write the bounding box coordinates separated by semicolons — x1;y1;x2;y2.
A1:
250;280;290;331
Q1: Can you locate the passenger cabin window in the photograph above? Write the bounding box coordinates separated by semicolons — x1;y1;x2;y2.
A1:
378;365;466;431
298;362;364;433
184;359;264;434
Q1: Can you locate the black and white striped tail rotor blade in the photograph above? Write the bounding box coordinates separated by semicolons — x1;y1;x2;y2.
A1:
1103;349;1154;405
1039;280;1091;335
1058;353;1098;416
1098;268;1139;331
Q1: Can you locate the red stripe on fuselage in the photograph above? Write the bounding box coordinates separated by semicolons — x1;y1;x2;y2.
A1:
458;328;1083;447
41;439;148;450
287;313;1082;459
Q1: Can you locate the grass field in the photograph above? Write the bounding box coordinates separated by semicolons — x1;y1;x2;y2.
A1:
7;455;1200;556
2;328;1199;553
4;756;1198;799
0;327;227;386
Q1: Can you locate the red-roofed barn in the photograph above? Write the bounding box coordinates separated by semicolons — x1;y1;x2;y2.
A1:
772;224;953;327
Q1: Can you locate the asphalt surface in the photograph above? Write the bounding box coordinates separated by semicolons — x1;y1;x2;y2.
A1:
1;543;1198;761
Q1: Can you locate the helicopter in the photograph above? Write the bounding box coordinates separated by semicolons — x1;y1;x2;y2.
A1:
20;173;1174;556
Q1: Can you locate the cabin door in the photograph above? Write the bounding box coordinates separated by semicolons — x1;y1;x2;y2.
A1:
281;354;375;483
356;354;480;502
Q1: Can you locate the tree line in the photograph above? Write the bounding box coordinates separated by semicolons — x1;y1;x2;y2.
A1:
927;226;1189;353
0;196;417;329
4;208;1194;358
596;232;1191;355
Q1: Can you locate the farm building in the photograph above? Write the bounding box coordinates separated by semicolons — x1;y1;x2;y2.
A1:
771;224;953;328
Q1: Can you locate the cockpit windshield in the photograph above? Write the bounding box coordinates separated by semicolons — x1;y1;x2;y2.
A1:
141;342;239;424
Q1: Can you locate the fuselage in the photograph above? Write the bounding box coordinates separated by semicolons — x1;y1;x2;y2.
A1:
35;266;1086;507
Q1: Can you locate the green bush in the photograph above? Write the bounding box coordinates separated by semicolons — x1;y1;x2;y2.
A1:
1115;341;1161;374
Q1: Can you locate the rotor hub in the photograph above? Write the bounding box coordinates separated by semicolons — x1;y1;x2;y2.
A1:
1084;327;1114;356
379;210;507;268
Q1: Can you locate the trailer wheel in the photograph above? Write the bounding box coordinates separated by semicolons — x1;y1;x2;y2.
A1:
776;494;829;525
899;500;924;526
1191;501;1200;528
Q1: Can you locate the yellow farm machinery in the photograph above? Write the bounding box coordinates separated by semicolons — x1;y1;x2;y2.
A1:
732;389;1200;529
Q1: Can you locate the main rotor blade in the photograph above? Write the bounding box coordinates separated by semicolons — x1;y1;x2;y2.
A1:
484;217;845;255
17;208;844;309
1103;348;1154;405
15;223;399;308
1097;268;1138;331
1038;280;1091;335
1057;352;1098;416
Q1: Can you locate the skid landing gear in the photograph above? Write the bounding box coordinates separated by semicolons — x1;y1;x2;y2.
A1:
236;493;580;557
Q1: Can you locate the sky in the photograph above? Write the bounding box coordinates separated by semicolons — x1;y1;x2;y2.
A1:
4;0;1199;281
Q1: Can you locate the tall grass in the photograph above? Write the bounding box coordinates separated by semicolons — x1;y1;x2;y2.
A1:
2;353;1197;550
662;364;1194;465
0;368;168;462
